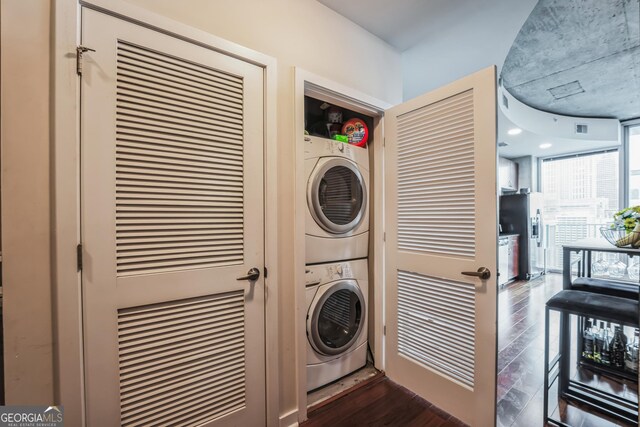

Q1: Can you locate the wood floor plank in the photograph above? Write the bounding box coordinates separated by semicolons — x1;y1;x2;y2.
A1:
302;377;465;427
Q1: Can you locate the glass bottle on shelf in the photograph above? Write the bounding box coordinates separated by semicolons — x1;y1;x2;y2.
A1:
592;255;609;277
611;326;626;368
592;321;603;362
582;319;594;359
625;329;639;374
594;321;608;363
601;322;612;366
609;255;627;280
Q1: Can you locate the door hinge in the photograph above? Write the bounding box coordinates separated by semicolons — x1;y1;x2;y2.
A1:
77;243;83;271
383;325;386;336
76;46;96;76
383;232;386;242
264;266;268;279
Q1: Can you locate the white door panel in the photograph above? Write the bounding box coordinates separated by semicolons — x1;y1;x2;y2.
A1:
81;8;265;426
385;66;498;426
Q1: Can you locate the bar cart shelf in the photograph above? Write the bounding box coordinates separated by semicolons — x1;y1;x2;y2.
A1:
578;357;638;382
554;239;640;426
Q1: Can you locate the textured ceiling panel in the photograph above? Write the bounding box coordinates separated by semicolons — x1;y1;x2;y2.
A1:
501;0;640;120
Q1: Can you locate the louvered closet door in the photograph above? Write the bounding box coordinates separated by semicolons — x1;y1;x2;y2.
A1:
384;67;498;427
81;9;265;427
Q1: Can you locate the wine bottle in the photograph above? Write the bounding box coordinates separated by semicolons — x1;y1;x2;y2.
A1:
593;321;605;362
601;322;611;366
582;320;594;359
611;326;626;369
625;329;639;373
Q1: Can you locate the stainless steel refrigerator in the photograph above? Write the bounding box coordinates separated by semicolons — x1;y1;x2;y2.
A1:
499;192;546;280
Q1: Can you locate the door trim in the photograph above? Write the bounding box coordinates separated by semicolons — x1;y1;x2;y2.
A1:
293;68;391;422
52;1;278;425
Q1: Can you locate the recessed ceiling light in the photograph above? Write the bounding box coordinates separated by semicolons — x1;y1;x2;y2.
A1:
507;128;522;135
539;143;552;149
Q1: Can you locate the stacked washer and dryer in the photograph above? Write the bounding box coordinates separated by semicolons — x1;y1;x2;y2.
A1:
304;135;370;391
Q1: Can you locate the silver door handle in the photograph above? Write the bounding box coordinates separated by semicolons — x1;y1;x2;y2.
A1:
461;267;491;280
237;267;260;281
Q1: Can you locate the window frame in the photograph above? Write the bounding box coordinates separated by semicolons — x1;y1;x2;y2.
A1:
537;148;621;273
622;118;640;208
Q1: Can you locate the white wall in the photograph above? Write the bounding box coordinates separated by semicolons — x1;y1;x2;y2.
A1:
1;0;54;405
401;0;536;100
120;1;401;420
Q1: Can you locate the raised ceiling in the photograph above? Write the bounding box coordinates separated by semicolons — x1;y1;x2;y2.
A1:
501;0;640;121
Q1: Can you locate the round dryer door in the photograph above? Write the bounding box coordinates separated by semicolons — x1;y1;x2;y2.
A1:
308;280;366;356
309;158;366;234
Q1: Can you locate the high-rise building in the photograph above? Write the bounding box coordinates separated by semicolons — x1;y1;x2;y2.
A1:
541;151;619;270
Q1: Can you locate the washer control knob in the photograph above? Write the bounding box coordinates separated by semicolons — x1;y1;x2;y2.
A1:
338;143;345;152
336;265;343;276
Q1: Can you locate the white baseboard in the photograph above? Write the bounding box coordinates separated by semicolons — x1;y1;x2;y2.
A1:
279;409;299;427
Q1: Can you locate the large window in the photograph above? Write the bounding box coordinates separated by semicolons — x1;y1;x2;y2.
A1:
541;150;619;271
628;124;640;206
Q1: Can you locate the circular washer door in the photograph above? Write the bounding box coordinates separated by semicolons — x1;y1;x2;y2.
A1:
308;158;366;234
308;280;366;356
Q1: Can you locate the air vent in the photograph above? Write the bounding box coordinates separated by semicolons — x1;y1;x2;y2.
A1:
502;94;509;109
575;123;589;134
548;80;584;100
498;142;509;147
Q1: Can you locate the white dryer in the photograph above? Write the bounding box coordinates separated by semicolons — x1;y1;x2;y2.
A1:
305;136;369;264
305;259;368;391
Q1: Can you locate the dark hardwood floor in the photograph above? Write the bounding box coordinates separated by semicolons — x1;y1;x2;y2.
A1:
497;273;636;427
302;375;466;427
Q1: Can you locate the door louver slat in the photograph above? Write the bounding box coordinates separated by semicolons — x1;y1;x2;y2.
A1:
397;270;475;388
120;347;243;397
115;41;245;276
396;90;475;258
118;291;246;426
117;43;243;88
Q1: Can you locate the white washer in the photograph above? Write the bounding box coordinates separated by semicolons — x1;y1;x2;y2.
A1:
305;136;369;264
305;259;368;391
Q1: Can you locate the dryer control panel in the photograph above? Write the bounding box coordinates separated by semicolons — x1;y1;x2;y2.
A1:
305;261;355;287
304;135;369;166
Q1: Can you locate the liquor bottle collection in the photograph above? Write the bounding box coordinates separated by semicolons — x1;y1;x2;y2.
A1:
582;319;639;374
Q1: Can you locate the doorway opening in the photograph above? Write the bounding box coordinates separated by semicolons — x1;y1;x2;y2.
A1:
496;117;640;426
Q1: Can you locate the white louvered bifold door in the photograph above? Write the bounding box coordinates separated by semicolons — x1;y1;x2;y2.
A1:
384;67;498;427
81;9;265;427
